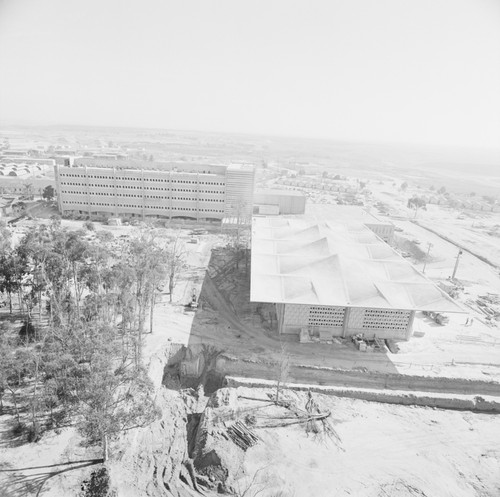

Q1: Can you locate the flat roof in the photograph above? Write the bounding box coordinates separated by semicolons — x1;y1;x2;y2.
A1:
255;189;306;198
250;215;464;313
305;204;387;225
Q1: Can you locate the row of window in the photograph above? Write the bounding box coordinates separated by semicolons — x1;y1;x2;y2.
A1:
61;191;224;202
66;201;223;212
59;174;224;186
61;182;224;194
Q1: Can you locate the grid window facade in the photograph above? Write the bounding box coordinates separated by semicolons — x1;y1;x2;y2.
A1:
55;165;237;219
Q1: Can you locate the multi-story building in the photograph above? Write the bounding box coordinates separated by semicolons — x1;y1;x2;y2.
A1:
54;161;255;221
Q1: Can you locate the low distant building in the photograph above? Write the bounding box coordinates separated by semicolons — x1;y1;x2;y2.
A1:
0;197;15;217
253;189;306;215
0;157;56;166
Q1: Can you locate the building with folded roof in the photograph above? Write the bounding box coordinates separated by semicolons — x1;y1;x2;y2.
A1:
305;204;394;243
250;215;463;341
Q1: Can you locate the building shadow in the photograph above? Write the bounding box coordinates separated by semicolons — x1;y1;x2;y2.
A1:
172;247;400;391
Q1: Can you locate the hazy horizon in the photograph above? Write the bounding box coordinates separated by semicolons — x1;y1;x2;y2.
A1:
1;0;499;149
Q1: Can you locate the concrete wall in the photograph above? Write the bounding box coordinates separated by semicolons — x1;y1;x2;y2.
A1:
225;376;500;413
253;190;306;215
279;303;346;336
224;165;255;221
345;308;414;340
255;203;280;215
278;303;414;340
365;223;394;244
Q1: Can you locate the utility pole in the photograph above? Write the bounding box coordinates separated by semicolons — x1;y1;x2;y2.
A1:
422;242;433;274
451;248;463;280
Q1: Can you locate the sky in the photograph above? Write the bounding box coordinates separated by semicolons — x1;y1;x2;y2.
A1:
0;0;499;148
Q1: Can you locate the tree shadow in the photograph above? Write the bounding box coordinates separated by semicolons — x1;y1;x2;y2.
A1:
0;417;27;449
0;459;103;497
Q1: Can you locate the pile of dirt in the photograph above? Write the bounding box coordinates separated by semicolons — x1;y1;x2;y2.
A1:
108;388;200;497
191;388;245;492
107;386;244;496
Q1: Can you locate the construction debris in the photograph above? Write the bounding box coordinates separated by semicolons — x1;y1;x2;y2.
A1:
466;293;500;323
351;334;387;353
226;420;260;451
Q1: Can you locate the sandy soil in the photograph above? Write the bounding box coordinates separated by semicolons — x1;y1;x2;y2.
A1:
0;423;101;497
232;387;500;497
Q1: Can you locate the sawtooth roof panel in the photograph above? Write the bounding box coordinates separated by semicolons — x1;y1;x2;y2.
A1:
250;215;464;313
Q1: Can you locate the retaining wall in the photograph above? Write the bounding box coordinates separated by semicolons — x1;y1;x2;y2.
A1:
225;376;500;413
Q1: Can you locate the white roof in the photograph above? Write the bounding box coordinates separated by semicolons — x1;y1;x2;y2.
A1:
250;216;464;312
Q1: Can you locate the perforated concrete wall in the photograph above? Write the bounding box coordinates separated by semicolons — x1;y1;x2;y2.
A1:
281;304;346;335
279;303;414;340
308;305;345;334
346;308;413;340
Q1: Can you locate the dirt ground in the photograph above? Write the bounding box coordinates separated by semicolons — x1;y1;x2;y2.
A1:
179;248;500;384
231;386;500;497
2;208;500;496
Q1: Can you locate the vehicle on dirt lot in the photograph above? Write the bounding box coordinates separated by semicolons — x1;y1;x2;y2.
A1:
423;311;449;325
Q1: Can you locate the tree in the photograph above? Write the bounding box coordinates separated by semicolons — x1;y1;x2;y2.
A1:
0;220;12;253
227;200;250;271
0;330;30;426
274;344;291;405
401;182;408;192
84;221;95;231
0;252;23;314
50;214;61;230
407;196;427;218
76;325;159;461
437;186;446;194
96;230;113;243
0;222;168;450
165;235;186;303
22;183;34;200
42;185;55;202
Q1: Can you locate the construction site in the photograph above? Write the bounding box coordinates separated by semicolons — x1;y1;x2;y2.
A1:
2;142;500;497
141;213;500;497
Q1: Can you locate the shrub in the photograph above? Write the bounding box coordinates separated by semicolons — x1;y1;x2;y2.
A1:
12;421;26;437
80;467;112;497
26;422;42;443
